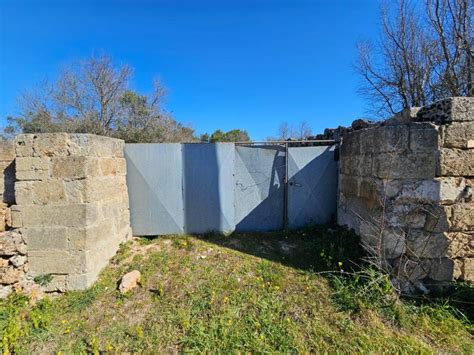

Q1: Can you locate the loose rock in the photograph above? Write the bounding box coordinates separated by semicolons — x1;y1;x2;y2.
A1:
0;285;12;299
0;266;23;284
118;270;141;293
10;255;27;268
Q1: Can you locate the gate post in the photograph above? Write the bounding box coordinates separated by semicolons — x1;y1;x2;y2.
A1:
11;133;132;291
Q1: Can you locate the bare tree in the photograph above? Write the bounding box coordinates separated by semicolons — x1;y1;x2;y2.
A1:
5;54;196;142
356;0;472;117
426;0;473;96
54;55;131;134
296;121;312;140
268;121;313;141
277;122;292;140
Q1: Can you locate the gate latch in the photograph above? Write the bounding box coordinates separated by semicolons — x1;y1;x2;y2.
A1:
289;181;302;187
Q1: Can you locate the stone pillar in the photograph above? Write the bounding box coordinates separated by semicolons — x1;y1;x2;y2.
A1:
11;133;131;291
338;97;473;289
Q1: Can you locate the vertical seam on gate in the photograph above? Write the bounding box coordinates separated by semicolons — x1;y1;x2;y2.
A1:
284;142;289;231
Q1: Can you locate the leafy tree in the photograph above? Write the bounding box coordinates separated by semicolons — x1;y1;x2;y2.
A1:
199;133;210;142
356;0;472;117
200;129;250;142
5;54;196;142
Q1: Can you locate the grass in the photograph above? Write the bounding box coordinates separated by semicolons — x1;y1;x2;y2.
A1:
1;226;473;353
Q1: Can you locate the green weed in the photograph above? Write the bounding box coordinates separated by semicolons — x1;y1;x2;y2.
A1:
33;274;53;286
0;227;472;353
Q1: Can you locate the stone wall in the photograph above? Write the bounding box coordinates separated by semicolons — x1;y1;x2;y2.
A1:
11;133;131;292
0;141;25;298
338;97;473;291
0;141;15;230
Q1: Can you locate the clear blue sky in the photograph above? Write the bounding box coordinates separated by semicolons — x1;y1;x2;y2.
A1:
0;0;380;140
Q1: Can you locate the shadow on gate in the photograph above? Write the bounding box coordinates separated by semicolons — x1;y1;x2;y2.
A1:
182;143;234;234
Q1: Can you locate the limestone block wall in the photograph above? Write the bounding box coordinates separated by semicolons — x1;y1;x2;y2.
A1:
0;141;25;298
11;133;132;291
338;97;473;290
0;141;15;230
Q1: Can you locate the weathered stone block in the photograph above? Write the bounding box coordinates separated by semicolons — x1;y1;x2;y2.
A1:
340;154;372;176
51;156;100;179
14;134;34;157
66;273;95;290
340;174;359;196
359;178;379;200
409;123;439;152
116;158;127;175
28;250;86;275
424;205;450;233
441;121;474;149
68;222;113;250
360;223;406;259
438;177;469;203
83;176;127;203
15;157;51;181
386;203;426;229
391;177;467;204
393;256;431;281
406;230;449;258
63;180;85;203
0;266;23;284
373;152;437;179
16;169;50;181
461;258;474;281
68;134;124;157
10;205;22;228
98;158;118;175
417;97;473;123
85;244;120;274
373;125;409;153
428;257;456;281
41;274;68;292
0;230;26;256
446;232;474;258
0;205;11;232
10;255;27;268
358;128;376;154
439;148;474;176
33;133;70;157
393;180;439;203
449;203;474;231
15;157;50;171
22;227;69;250
16;180;67;205
16;203;99;227
340;131;360;156
0;141;15;161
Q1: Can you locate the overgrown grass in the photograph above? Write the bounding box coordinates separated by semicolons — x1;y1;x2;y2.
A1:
1;226;473;353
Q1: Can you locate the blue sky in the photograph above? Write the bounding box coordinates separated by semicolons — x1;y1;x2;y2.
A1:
0;0;380;140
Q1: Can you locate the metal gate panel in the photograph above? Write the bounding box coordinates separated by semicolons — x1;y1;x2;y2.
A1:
125;144;184;236
182;143;235;234
234;145;285;231
287;145;338;229
125;143;339;235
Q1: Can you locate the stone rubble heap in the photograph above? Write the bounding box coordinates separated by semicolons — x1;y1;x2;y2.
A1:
0;230;41;299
